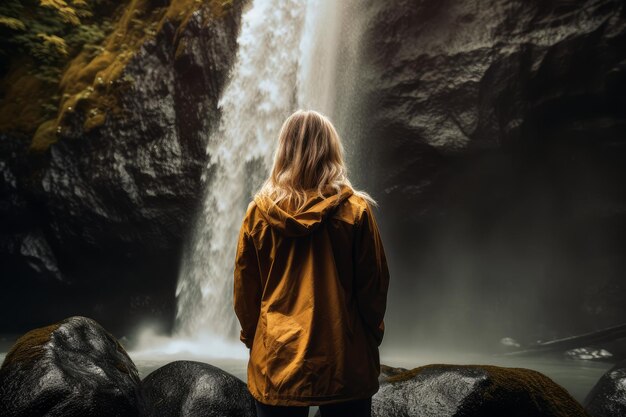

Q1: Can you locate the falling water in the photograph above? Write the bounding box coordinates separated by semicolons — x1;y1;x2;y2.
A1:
173;0;354;342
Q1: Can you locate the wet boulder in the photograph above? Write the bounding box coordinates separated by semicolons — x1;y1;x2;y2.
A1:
0;316;142;417
371;364;589;417
584;360;626;417
141;360;256;417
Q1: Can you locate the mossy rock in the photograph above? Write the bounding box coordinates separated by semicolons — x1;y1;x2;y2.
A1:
0;0;238;151
0;316;142;417
371;364;589;417
379;363;410;381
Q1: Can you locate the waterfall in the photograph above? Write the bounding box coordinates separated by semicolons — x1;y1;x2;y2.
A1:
173;0;356;341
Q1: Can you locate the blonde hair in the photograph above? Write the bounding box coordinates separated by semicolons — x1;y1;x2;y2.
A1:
254;109;377;213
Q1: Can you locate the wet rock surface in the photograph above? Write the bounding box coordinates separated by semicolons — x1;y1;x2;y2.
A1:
0;316;142;417
0;318;600;417
584;360;626;417
357;0;626;345
0;2;244;335
141;360;256;417
371;364;589;417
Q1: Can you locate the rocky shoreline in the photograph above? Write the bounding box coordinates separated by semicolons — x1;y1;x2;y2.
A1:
1;317;623;417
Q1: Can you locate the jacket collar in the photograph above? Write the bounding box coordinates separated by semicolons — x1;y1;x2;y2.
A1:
253;185;353;237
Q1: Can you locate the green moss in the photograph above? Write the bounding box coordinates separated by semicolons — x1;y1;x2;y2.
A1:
35;0;233;151
0;0;95;66
0;62;54;135
0;1;117;144
31;118;59;151
1;0;235;151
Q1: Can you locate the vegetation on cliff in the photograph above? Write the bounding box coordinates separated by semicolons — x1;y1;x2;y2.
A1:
0;0;116;143
0;0;235;151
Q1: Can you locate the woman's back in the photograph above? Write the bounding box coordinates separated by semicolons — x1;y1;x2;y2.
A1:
234;184;389;406
233;109;389;412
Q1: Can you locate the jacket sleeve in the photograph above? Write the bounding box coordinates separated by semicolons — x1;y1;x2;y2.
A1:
233;221;262;349
353;203;390;347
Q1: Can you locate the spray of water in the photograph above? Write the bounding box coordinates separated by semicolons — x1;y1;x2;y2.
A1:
132;0;353;358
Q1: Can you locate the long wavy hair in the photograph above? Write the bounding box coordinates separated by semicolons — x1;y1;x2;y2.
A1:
254;109;377;213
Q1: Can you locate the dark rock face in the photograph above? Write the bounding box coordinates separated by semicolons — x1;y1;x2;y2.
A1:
355;0;626;347
584;360;626;417
371;364;588;417
141;360;256;417
0;2;244;335
0;316;142;417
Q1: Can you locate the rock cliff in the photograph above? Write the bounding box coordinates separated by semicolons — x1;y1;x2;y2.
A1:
354;0;626;347
0;0;245;335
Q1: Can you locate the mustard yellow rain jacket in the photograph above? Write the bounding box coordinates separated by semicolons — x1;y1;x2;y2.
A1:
233;184;390;406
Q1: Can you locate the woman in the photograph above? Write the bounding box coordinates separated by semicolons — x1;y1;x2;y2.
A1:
233;109;390;417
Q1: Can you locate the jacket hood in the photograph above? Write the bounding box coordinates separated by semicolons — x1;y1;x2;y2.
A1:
253;185;354;237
